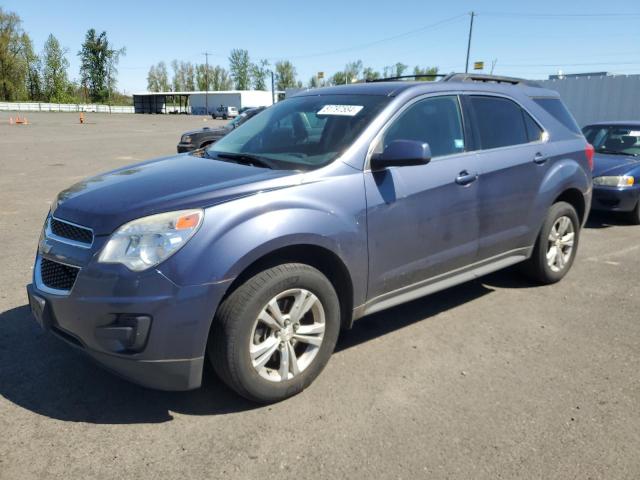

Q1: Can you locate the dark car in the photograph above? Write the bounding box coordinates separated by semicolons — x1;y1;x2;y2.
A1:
27;74;592;403
177;107;266;153
583;122;640;224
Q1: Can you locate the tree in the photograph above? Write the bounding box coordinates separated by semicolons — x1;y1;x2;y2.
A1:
41;34;69;102
251;59;269;90
274;60;297;90
147;61;169;92
382;63;408;78
21;33;41;100
362;67;380;82
78;29;125;103
0;8;29;100
344;60;363;82
211;65;233;90
229;49;251;90
413;65;439;81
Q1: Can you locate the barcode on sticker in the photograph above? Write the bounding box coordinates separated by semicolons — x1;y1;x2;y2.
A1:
317;105;364;116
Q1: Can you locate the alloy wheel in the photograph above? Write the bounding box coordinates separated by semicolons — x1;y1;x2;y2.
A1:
249;288;325;382
546;215;575;272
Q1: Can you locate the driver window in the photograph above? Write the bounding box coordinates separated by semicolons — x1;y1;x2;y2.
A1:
382;95;465;158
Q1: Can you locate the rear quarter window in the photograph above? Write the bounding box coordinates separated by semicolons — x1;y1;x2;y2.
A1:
533;98;581;135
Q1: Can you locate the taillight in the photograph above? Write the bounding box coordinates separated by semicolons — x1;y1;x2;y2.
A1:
585;144;594;171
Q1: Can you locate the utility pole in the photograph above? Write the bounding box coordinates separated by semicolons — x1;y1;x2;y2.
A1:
202;52;212;115
465;11;475;74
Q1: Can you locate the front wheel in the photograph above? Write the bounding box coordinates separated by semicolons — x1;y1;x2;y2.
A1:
209;263;340;403
521;201;580;284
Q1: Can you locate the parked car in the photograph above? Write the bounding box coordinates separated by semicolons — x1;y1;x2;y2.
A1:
212;105;239;120
582;122;640;224
177;107;266;153
27;74;592;403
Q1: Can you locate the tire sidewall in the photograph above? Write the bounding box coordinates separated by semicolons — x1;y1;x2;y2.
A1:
227;266;340;402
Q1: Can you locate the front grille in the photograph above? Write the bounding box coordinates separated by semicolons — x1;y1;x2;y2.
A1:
40;258;80;291
50;218;93;245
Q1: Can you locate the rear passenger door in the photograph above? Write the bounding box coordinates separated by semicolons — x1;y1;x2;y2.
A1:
462;95;550;261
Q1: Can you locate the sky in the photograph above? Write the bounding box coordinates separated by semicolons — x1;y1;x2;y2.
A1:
5;0;640;93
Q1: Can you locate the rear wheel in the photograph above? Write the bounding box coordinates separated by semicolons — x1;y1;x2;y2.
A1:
209;263;340;403
521;201;580;284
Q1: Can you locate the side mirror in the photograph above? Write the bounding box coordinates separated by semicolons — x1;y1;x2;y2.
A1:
370;140;432;171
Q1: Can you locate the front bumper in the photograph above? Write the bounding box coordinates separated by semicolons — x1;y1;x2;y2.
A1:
591;185;640;212
27;258;230;391
177;143;195;153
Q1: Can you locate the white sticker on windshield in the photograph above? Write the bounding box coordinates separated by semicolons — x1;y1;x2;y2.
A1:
317;105;364;116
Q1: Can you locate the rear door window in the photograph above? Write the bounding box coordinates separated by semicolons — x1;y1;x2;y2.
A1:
533;98;581;134
467;96;529;149
523;111;544;142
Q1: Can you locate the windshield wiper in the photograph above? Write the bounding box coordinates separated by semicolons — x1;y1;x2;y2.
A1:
212;152;274;169
598;148;638;157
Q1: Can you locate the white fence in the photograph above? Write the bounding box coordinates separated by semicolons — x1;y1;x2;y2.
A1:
0;102;134;114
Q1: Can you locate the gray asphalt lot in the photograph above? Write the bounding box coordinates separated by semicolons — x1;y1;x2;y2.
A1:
0;112;638;479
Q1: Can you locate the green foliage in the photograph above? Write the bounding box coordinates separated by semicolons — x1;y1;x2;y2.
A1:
229;49;251;90
251;59;270;90
0;8;29;100
147;61;170;92
275;60;297;90
78;28;125;103
413;65;439;81
170;60;196;91
41;34;70;102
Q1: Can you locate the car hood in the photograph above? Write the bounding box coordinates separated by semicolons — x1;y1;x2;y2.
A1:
183;127;229;137
592;153;640;177
53;155;300;235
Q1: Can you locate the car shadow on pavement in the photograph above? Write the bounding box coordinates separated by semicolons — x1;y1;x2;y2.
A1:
585;211;635;229
0;279;496;424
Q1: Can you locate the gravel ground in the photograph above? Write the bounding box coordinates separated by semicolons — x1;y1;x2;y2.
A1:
0;112;638;479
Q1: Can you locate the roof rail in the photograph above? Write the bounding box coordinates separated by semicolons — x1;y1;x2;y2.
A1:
367;74;447;83
441;73;541;87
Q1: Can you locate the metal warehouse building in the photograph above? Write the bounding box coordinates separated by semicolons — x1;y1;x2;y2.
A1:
539;74;640;126
133;90;275;115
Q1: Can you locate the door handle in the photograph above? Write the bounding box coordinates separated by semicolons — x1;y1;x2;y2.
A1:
455;170;478;186
533;152;548;165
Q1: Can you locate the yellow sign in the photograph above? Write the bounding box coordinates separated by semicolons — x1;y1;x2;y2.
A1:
473;61;484;70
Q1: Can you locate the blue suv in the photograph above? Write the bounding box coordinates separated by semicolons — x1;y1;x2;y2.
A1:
27;74;592;403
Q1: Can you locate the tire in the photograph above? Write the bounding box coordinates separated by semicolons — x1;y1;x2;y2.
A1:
521;201;580;284
209;263;341;403
628;201;640;225
223;114;227;120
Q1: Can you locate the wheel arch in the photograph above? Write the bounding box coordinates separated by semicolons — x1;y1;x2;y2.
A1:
218;243;355;331
553;188;586;224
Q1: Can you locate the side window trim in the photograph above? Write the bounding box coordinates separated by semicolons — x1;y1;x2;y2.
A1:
460;92;549;153
365;93;470;171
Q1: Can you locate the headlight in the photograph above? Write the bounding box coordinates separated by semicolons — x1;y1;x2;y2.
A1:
98;209;203;271
593;175;635;187
181;135;192;144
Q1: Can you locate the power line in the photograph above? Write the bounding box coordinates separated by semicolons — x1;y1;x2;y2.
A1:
479;11;640;19
268;14;468;60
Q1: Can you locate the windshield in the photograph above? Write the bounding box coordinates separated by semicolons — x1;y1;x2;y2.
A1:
583;125;640;156
207;94;390;170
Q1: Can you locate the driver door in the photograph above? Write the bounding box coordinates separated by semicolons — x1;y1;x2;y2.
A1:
364;95;481;301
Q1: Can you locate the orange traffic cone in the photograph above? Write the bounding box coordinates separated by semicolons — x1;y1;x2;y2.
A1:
79;112;84;124
23;116;28;125
15;114;23;124
9;117;13;125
